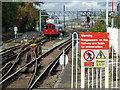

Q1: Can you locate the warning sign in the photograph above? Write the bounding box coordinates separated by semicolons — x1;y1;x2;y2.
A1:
96;50;106;59
80;32;109;68
82;50;108;68
96;60;106;67
79;33;109;50
83;50;95;61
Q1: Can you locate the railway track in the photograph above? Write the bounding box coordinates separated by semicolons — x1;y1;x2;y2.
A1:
1;37;46;65
0;36;57;80
0;45;22;65
30;43;72;89
0;37;72;89
0;37;48;80
0;44;30;81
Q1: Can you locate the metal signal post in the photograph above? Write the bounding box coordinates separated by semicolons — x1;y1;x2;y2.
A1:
39;9;41;33
117;0;119;29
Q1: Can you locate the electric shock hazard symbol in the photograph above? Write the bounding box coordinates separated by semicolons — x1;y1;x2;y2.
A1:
96;50;106;59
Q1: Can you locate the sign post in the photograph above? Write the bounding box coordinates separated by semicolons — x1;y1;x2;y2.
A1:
80;32;109;88
14;27;18;42
59;51;68;70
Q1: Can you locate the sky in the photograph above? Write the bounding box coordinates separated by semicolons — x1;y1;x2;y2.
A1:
38;0;119;11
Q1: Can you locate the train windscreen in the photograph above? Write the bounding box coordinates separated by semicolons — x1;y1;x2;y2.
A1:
44;26;48;29
52;26;56;29
49;26;51;29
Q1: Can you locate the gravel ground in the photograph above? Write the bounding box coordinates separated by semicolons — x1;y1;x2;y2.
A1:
4;30;71;89
37;48;72;88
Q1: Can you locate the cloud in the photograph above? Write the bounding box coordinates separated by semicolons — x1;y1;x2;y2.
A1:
81;2;102;9
40;1;118;11
41;3;58;10
66;1;78;8
65;1;106;11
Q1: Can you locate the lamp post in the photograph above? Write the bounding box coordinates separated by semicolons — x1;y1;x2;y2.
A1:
39;9;41;33
64;5;65;30
111;0;114;28
106;0;109;29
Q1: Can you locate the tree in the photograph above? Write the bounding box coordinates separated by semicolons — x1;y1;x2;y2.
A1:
2;2;48;33
16;2;40;32
2;2;19;32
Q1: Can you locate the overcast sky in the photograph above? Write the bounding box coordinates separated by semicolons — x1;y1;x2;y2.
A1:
39;0;118;11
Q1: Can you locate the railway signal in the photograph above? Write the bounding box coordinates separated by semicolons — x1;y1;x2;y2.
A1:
87;16;90;23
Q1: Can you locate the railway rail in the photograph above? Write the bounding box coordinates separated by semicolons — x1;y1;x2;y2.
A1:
1;37;72;89
30;43;72;89
0;37;48;80
0;37;57;77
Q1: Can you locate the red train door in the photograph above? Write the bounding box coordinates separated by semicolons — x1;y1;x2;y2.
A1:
51;25;56;34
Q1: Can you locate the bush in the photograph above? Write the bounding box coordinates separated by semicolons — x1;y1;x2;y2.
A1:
90;20;106;32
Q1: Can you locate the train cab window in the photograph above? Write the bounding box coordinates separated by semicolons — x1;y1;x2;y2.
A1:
44;26;48;29
52;26;56;29
49;26;51;29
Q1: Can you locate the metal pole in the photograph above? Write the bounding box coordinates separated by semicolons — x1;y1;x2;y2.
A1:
71;33;74;88
92;68;94;88
39;9;41;33
71;32;78;88
100;68;102;88
116;32;118;88
96;69;98;88
81;50;85;88
63;50;65;70
105;1;109;87
76;33;78;88
112;42;114;88
106;0;109;29
88;68;89;88
117;0;119;29
111;0;114;28
54;14;55;24
77;11;78;19
64;5;65;30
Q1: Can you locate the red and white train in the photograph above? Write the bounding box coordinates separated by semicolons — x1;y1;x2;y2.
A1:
43;23;64;36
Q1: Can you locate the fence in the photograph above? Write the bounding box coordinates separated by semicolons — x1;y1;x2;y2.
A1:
71;32;120;88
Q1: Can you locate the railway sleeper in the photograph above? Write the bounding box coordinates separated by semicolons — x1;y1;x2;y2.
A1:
50;62;59;76
2;63;13;75
2;51;15;59
37;63;41;69
25;53;31;63
20;67;28;73
27;65;35;73
2;73;22;89
38;46;42;55
2;54;17;65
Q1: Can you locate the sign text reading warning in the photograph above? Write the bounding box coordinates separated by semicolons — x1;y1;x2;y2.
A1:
79;33;109;50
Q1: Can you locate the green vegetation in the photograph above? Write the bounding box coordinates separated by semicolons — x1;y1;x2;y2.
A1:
7;42;17;46
90;20;106;32
2;2;48;33
2;2;48;41
108;17;117;27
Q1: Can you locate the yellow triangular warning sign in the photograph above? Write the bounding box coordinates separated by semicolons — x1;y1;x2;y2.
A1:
96;50;106;59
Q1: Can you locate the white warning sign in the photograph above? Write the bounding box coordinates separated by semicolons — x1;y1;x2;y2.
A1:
82;50;108;68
